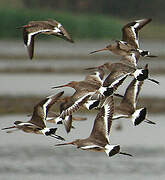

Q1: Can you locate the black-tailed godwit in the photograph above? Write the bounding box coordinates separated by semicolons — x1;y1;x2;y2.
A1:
89;18;156;58
2;91;65;140
55;96;132;157
19;19;74;59
113;78;156;126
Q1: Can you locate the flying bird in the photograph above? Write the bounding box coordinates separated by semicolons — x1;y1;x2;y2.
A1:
2;91;65;141
113;78;156;126
19;19;74;59
55;96;132;157
89;18;156;58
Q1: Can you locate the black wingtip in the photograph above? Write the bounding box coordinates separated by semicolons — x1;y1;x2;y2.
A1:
103;87;113;96
134;108;147;126
89;100;100;110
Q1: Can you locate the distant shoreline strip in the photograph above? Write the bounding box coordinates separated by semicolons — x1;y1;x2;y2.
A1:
0;96;164;115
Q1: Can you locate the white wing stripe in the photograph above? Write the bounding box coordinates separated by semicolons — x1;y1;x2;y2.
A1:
103;103;111;141
133;80;139;108
53;27;61;33
27;29;50;46
61;93;93;117
110;74;128;87
134;22;140;28
112;114;128;120
130;26;139;47
130;52;137;67
43;98;53;123
81;145;102;150
17;122;34;126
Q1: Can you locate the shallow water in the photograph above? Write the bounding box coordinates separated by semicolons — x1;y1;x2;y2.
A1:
0;73;164;98
0;39;165;57
0;40;164;97
0;114;165;180
0;57;165;70
0;40;165;179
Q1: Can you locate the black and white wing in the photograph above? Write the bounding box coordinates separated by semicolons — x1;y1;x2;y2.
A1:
122;18;152;48
89;96;114;144
29;91;64;128
120;79;144;110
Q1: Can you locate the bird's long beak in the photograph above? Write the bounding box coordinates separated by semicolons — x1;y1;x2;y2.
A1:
146;55;157;58
89;47;108;54
1;126;16;130
55;142;73;146
85;67;99;70
119;152;133;157
85;64;104;71
72;116;87;121
52;83;69;89
16;24;36;29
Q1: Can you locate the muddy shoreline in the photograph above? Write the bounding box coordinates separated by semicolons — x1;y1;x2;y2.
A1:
0;40;164;115
0;67;165;75
0;96;164;115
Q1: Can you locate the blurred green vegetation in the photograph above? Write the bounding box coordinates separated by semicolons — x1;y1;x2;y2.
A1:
0;8;122;38
3;0;165;21
0;8;123;40
0;7;165;40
